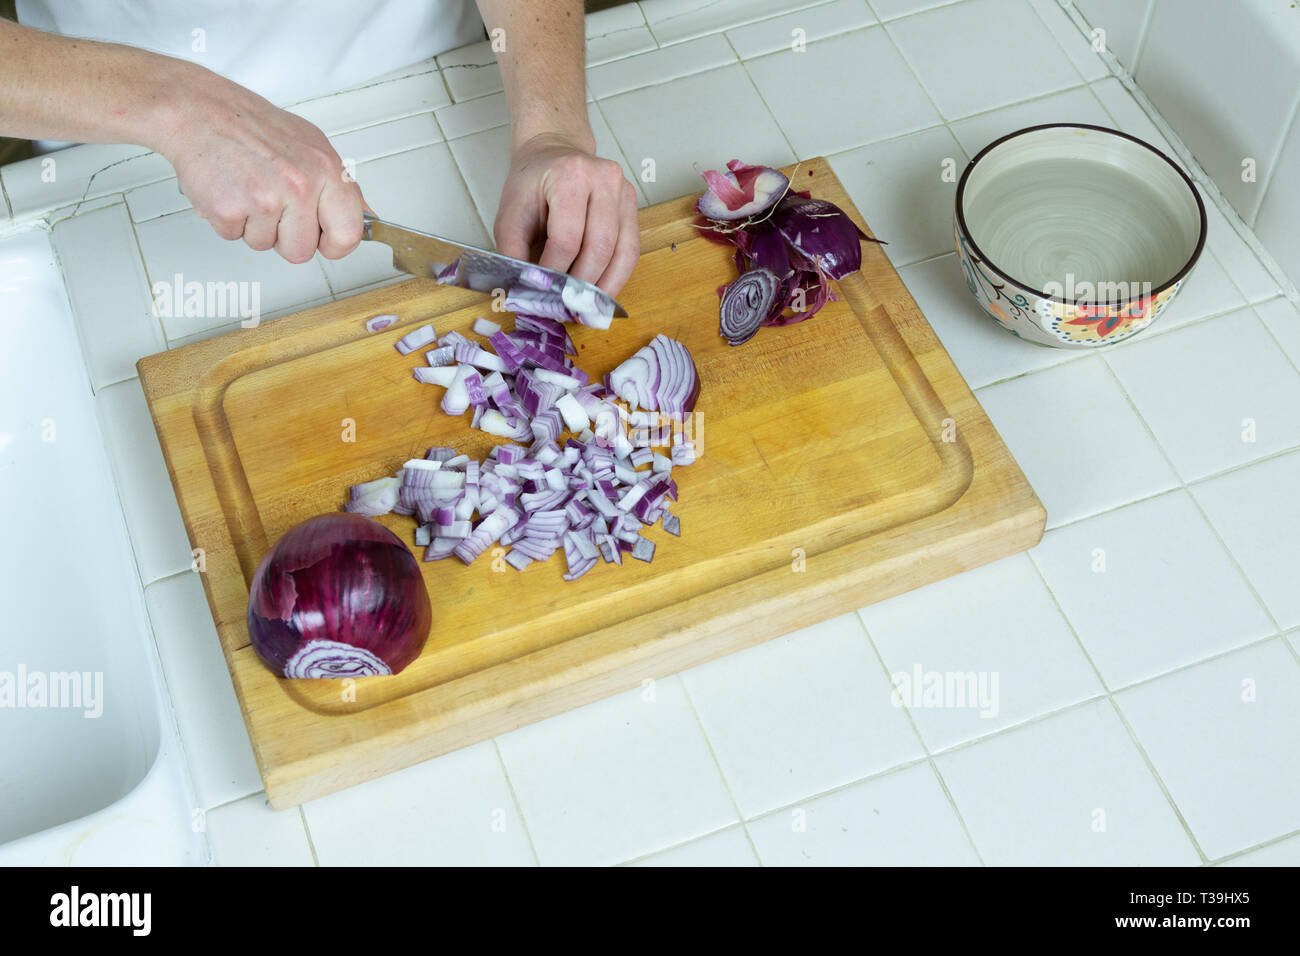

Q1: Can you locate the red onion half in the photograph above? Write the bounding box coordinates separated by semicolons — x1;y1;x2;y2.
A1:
247;514;431;678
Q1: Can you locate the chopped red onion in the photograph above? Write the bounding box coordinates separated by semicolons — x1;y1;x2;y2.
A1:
560;280;614;330
439;330;472;349
395;324;436;355
419;365;457;387
464;370;487;407
441;365;473;416
344;476;399;516
434;258;460;284
505;290;569;321
517;264;560;292
453;343;509;373
366;313;398;333
488;331;527;372
426;345;456;367
424;538;457;561
351;298;704;581
504;549;533;571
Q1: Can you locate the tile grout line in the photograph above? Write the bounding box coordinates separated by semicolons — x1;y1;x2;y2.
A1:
223;625;1290;866
722;34;801;162
614;823;755;867
874;18;952;127
1250;296;1300;384
433;133;496;246
1128;0;1158;75
588;97;651;207
632;1;662;47
879;2;1086;128
1020;550;1210;862
865;0;967;24
1096;349;1289;636
637;0;835;48
131;556;224;867
851;612;988;865
1098;631;1287;698
431;58;456;108
126;210;180;351
738;752;933;826
1031;0;1108;83
723;0;880;60
970;282;1261;394
676;678;766;866
1021;483;1287;672
1248;87;1300;231
1207;824;1300;866
1023;0;1100;90
1179;492;1286;637
588;43;741;101
489;739;543;866
1281;632;1300;668
725;676;1212;820
945;80;1090;130
1105;695;1211;864
971;315;1297;535
298;805;322;866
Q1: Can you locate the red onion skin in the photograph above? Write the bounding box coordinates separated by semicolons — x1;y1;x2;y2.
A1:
247;514;431;677
771;195;869;280
744;227;793;277
695;160;790;221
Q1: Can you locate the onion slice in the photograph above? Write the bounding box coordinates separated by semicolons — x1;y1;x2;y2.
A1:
719;268;779;346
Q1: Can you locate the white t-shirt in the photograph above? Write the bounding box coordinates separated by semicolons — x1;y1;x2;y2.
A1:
17;0;483;107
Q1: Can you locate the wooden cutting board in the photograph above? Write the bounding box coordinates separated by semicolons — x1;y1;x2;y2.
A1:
138;159;1044;808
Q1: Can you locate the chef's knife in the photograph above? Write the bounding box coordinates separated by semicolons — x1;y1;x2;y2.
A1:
361;211;628;318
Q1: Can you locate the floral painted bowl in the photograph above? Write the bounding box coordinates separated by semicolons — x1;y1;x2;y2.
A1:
954;123;1206;348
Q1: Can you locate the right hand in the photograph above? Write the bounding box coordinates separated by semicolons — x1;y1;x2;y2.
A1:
155;73;366;263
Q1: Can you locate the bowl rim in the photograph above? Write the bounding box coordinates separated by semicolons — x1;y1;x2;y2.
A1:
954;122;1208;307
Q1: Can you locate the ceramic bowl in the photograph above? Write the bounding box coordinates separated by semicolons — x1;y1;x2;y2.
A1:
954;123;1207;348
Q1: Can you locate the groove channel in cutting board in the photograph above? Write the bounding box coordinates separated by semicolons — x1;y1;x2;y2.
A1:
138;159;1045;807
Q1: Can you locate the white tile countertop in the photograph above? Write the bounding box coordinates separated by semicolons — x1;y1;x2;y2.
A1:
6;0;1300;867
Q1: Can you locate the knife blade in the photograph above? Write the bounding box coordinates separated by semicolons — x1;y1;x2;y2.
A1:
361;212;628;318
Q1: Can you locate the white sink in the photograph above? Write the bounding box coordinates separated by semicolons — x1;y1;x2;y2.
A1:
0;228;203;861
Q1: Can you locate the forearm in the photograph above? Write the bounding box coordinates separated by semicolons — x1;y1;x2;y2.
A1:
474;0;592;152
0;18;194;152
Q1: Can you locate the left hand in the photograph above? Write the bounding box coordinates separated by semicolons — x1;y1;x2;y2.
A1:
493;131;640;297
